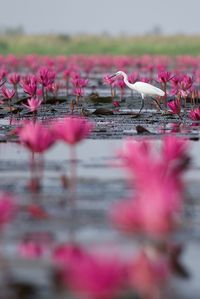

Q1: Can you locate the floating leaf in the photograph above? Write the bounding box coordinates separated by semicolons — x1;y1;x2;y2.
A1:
93;108;114;115
136;125;152;135
89;94;113;104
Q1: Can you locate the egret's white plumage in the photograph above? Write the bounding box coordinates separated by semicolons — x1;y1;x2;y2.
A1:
132;81;165;97
110;71;165;113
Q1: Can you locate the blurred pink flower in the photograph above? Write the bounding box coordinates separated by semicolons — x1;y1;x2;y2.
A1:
179;75;193;96
18;121;55;153
21;75;37;97
189;107;200;121
53;243;90;267
157;71;174;83
112;137;189;236
111;190;180;237
128;72;139;84
129;251;169;298
52;117;93;145
23;97;42;113
71;77;88;88
46;82;60;97
0;68;8;81
1;86;15;99
66;252;126;299
8;73;20;85
168;99;181;115
140;77;150;83
103;74;115;86
19;240;45;259
73;87;84;97
162;135;188;163
38;67;56;87
111;199;142;233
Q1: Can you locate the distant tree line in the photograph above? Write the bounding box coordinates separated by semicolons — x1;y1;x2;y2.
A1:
0;25;25;36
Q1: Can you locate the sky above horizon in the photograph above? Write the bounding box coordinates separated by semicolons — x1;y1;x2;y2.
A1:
0;0;200;35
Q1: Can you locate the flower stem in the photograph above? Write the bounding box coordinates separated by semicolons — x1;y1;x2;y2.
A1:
33;111;37;123
14;84;18;100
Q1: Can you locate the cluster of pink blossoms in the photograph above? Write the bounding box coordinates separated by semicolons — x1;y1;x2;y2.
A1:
112;136;189;237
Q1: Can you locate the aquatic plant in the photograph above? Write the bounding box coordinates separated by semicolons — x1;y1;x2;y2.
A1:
21;74;38;98
103;74;116;99
189;106;200;121
71;75;88;106
53;245;127;299
110;136;190;298
168;99;181;117
8;72;20;100
1;86;15;113
22;97;42;121
37;67;56;102
157;70;174;107
18;121;55;190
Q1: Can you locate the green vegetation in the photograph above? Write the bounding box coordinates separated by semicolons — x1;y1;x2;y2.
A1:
0;34;200;55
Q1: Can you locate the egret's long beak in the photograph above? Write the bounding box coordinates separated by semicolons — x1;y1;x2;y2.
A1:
109;73;117;79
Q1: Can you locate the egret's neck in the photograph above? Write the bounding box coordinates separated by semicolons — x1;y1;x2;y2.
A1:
121;72;135;89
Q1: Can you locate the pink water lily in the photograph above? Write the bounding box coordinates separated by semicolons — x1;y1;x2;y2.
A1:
1;86;16;113
8;73;20;85
73;87;84;97
103;74;115;86
18;121;55;153
189;107;200;121
23;97;42;113
54;246;127;299
71;77;88;88
112;137;189;237
162;135;189;164
1;86;15;99
157;71;174;83
168;99;181;116
37;66;56;87
21;75;37;97
52;117;93;145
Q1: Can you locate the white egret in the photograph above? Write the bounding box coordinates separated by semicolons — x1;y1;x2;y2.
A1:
109;71;165;113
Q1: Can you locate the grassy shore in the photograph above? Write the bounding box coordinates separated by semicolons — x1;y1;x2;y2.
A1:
0;34;200;55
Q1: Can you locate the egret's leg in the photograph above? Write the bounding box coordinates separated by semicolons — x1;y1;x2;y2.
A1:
138;96;144;114
151;97;162;111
